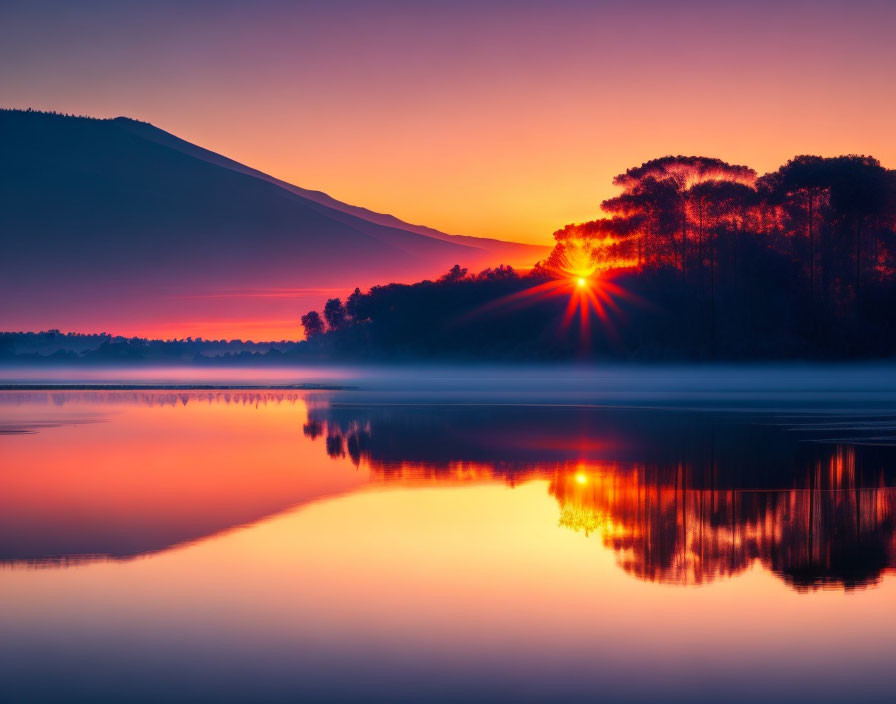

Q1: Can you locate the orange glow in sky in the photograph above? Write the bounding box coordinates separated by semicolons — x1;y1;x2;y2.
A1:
2;1;895;245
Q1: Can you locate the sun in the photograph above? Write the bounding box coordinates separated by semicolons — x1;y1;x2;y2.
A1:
459;258;640;351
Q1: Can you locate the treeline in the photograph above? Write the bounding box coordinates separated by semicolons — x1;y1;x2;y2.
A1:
0;107;115;121
0;330;301;363
548;155;895;312
297;264;807;360
300;265;569;359
300;154;896;360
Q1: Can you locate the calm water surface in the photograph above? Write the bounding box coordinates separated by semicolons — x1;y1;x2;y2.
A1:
2;371;896;702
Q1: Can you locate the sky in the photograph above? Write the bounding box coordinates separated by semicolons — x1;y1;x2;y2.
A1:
3;0;895;245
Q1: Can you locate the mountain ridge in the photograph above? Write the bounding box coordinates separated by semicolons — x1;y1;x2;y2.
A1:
0;108;548;339
111;115;537;256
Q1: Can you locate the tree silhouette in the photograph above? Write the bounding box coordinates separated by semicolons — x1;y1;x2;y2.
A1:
604;157;757;271
439;264;469;283
323;298;348;331
301;310;325;338
345;287;366;322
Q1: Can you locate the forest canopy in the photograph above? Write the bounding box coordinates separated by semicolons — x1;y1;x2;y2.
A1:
300;154;896;360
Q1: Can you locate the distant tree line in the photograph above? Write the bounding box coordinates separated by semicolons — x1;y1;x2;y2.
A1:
0;330;301;364
0;107;148;123
300;154;896;360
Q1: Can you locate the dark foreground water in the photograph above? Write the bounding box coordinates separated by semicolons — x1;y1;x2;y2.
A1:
2;367;896;702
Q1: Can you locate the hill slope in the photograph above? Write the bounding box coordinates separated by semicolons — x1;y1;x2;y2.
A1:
0;109;547;338
113;116;542;259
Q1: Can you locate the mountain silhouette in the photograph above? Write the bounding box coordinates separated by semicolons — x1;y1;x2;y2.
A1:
0;109;546;337
112;116;539;257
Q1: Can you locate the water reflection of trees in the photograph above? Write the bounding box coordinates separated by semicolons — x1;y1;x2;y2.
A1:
304;403;896;591
0;390;307;408
552;450;895;591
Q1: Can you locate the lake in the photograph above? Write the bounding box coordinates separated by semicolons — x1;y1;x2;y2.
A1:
2;367;896;702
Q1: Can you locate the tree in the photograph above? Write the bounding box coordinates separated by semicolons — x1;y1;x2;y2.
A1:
301;310;324;338
685;179;759;351
758;156;831;303
345;287;366;322
438;264;468;283
758;155;894;314
603;176;681;268
604;157;757;271
546;217;641;275
476;265;518;281
823;156;891;305
687;180;757;274
323;298;348;331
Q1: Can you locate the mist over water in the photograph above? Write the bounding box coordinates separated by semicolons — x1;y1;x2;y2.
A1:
5;363;896;407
